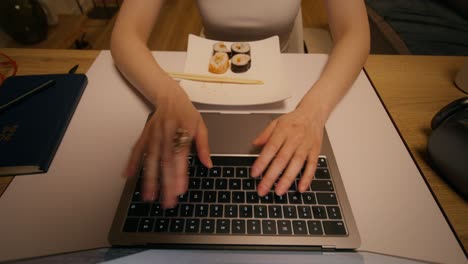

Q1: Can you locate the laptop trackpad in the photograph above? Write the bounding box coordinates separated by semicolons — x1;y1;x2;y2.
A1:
200;113;280;155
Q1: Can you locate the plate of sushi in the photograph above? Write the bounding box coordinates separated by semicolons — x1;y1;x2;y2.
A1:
180;34;291;106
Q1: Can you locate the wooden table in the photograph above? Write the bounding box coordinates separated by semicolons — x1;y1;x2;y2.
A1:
365;55;467;253
0;49;466;253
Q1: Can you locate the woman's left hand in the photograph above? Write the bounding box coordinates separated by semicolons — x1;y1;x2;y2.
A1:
250;108;326;196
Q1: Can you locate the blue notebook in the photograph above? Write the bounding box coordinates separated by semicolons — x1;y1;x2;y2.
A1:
0;74;87;176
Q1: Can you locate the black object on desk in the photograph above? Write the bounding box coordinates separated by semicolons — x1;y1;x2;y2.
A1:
428;97;468;200
0;74;88;176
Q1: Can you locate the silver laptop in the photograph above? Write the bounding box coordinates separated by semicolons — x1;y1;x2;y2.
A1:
109;113;360;250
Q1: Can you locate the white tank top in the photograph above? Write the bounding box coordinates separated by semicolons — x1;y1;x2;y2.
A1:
196;0;302;52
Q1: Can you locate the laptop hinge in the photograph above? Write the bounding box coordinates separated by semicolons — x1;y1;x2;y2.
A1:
322;245;336;251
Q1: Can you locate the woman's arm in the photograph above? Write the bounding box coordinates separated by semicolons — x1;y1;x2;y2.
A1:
111;0;168;103
111;0;212;208
251;0;370;196
299;0;370;118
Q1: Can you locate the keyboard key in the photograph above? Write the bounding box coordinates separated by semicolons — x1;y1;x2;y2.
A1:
154;219;169;232
180;204;194;217
277;220;292;235
225;204;238;218
209;167;221;177
132;190;141;201
223;167;235;177
232;220;246;234
179;193;188;202
283;206;298;218
195;204;209;217
189;191;203;202
236;167;249;178
188;166;195;176
240;205;253;218
187;156;194;166
315;168;330;179
138;218;154;232
254;205;268;218
218;191;231;203
326;206;342;219
317;157;327;168
123;218;139;232
323;221;347;235
202;178;215;189
217;219;230;234
302;192;316;204
215;179;228;190
307;220;323;235
189;178;201;189
260;192;274;204
196;166;208;177
297;206;312;219
312;206;327;219
193;156;203;165
128;203;150;217
274;194;288;204
210;204;223;217
203;191;217;203
288;192;302;204
232;192;245;203
169;219;185;232
262;220;277;234
316;193;338;205
243;179;256;190
311;180;334;192
164;206;179;217
292;220;308;235
150;204;163;217
247;220;261;234
185;219;200;233
201;219;215;233
268;206;283;218
246;192;259;203
229;179;241;190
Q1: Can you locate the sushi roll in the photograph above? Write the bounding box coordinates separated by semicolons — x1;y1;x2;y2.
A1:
208;52;230;74
231;54;251;73
213;42;231;57
231;42;251;56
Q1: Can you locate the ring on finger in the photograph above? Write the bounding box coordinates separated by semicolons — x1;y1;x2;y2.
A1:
173;128;192;153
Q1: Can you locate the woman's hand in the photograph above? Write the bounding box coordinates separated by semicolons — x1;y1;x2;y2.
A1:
124;80;212;208
250;107;326;196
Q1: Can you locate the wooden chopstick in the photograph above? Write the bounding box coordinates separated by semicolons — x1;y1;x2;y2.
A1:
168;72;263;85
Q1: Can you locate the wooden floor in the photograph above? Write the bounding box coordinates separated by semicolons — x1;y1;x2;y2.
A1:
2;0;329;51
94;0;329;51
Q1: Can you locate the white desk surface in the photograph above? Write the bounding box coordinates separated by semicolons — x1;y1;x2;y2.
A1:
0;51;465;263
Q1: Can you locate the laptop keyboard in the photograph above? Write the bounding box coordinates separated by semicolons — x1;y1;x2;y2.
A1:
123;155;348;236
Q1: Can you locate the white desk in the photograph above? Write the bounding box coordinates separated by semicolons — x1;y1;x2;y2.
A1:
0;51;465;263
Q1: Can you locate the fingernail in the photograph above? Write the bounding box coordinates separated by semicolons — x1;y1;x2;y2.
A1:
275;186;285;196
257;184;268;196
165;201;176;209
299;184;307;193
143;192;154;202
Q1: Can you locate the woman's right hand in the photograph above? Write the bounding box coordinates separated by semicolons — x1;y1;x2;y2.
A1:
124;80;212;208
